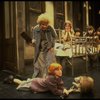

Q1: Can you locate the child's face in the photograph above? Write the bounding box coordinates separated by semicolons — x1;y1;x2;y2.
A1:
88;30;93;34
75;32;80;36
65;23;71;32
54;67;62;77
97;31;100;35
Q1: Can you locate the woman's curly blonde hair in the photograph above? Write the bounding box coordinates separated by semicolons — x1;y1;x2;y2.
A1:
37;13;50;24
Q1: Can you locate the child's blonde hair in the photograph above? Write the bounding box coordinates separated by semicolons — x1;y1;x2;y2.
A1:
80;76;94;94
64;20;72;28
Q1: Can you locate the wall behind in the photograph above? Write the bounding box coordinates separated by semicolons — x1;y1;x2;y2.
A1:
45;1;54;26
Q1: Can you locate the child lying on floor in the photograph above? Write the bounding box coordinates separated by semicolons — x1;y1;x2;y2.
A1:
69;75;94;95
13;63;72;97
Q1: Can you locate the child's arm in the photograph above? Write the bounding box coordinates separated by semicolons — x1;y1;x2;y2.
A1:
63;88;69;95
72;82;80;88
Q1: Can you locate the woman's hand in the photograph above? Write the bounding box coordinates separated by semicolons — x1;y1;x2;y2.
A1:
32;39;36;44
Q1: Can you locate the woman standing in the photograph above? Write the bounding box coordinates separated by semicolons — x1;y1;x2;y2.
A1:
31;13;57;78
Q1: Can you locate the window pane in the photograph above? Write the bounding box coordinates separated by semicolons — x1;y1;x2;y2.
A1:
29;1;41;11
55;1;64;14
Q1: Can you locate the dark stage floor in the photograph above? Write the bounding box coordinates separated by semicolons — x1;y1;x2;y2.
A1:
0;57;100;99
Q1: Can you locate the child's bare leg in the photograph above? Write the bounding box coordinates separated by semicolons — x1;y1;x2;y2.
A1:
13;78;23;85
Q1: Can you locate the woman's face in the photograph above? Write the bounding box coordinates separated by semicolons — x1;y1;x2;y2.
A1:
39;22;49;31
65;23;71;32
